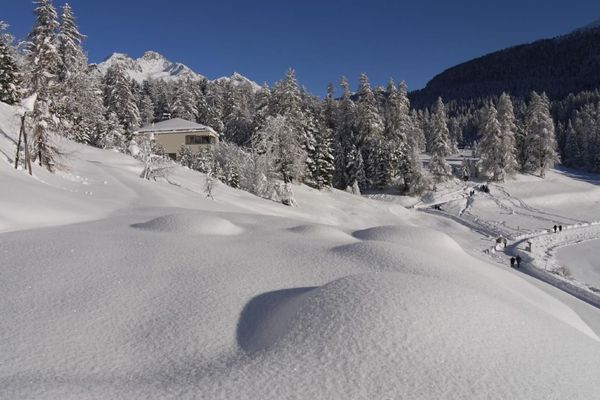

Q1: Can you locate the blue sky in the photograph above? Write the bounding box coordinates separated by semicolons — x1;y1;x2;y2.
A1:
3;0;600;95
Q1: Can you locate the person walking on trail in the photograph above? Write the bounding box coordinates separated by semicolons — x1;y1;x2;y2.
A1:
510;257;516;268
553;225;558;233
516;255;522;268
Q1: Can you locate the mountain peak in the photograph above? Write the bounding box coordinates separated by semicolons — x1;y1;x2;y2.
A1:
98;51;204;83
96;51;260;90
102;52;132;63
139;51;166;61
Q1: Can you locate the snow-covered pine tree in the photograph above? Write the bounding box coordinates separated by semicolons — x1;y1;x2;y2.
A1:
323;83;337;131
270;69;314;180
57;3;85;80
346;144;365;194
383;79;414;187
29;99;63;171
55;3;106;143
523;92;559;177
139;94;155;125
171;79;198;121
0;21;21;105
477;103;504;180
254;115;306;184
496;93;519;179
563;119;583;167
26;0;60;100
103;63;141;137
333;77;357;190
251;84;271;136
571;102;600;170
25;0;63;171
428;97;453;181
177;145;195;168
100;111;125;150
221;80;253;145
354;73;384;187
304;105;334;189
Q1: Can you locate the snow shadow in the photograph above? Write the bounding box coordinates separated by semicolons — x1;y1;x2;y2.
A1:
236;286;315;353
555;167;600;186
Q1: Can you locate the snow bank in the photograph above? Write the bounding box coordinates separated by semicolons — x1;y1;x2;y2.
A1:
216;273;600;399
288;224;357;242
132;214;243;235
353;225;463;253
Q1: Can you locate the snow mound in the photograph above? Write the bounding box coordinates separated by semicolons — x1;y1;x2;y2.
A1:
353;225;462;252
288;224;357;242
230;273;600;399
132;214;243;235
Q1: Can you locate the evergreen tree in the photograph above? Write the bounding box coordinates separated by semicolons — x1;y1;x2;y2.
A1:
428;97;452;181
333;77;357;189
523;92;559;177
57;3;86;80
100;111;125;150
354;73;384;187
139;94;155;125
254;115;306;184
383;79;415;186
222;81;253;145
103;63;141;136
0;21;21;105
26;0;60;100
563;120;583;167
496;93;519;179
270;69;314;180
55;3;105;143
305;106;334;188
171;79;198;121
30;99;62;171
478;103;504;180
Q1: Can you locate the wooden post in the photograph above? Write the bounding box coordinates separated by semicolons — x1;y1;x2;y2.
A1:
14;115;24;170
21;114;33;175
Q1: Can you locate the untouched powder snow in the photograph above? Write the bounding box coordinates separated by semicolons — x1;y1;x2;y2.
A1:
1;100;600;399
132;214;244;235
557;238;600;289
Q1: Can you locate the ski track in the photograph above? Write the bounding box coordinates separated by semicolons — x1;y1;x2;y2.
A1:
421;183;600;306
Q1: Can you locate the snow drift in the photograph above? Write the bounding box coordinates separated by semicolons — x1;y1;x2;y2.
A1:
132;214;243;235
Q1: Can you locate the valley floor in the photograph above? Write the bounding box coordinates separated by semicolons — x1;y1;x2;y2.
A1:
1;102;600;399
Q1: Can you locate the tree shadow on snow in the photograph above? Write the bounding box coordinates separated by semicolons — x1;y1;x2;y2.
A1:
236;286;316;353
554;166;600;186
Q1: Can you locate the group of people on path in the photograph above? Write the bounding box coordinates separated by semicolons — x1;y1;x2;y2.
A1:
510;255;522;269
553;224;563;233
508;223;565;269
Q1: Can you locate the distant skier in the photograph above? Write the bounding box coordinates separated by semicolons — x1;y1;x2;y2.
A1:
559;225;563;232
553;225;558;233
516;255;522;268
510;257;516;268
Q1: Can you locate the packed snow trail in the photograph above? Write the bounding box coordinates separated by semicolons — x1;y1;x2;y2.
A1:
508;223;600;307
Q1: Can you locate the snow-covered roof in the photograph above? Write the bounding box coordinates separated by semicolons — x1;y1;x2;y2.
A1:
134;118;219;137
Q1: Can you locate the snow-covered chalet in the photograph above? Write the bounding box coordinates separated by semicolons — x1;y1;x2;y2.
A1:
134;118;220;159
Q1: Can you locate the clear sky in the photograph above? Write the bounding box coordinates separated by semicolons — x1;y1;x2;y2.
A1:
3;0;600;96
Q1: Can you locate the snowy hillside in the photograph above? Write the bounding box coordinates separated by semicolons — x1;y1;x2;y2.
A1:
2;100;600;399
96;51;261;90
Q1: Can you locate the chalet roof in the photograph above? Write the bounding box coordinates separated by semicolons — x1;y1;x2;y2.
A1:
134;118;218;137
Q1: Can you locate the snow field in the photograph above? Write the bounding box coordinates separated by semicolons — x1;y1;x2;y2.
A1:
2;101;600;398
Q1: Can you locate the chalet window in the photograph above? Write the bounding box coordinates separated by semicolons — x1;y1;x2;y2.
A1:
185;135;213;145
